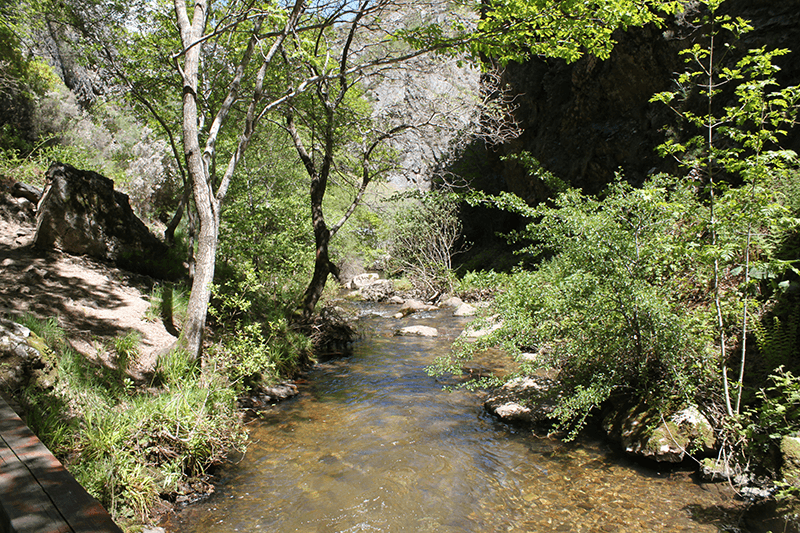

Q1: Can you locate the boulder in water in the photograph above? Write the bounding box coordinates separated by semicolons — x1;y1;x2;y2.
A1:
439;296;464;308
603;403;716;463
484;376;562;428
359;279;395;302
453;302;477;317
350;273;380;289
393;299;437;318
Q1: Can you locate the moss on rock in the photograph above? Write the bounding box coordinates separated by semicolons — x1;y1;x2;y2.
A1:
781;436;800;488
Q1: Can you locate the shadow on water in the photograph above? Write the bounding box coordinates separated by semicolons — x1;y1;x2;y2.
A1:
166;302;747;533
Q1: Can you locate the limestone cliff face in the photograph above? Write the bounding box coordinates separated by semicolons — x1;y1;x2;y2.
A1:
497;0;800;202
363;4;480;189
367;55;480;188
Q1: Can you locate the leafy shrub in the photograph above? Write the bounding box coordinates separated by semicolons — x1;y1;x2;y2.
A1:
210;318;310;391
744;366;800;514
217;129;314;295
326;185;392;272
432;177;717;437
1;66;181;224
387;189;464;299
0;12;58;153
750;367;800;444
456;270;511;301
209;267;312;391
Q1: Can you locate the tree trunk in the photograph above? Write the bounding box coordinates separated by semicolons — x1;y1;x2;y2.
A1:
164;188;188;245
179;111;218;358
299;134;335;318
174;0;214;360
182;212;218;358
301;205;338;319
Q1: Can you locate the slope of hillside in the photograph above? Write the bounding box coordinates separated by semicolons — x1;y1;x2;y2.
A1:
0;187;174;381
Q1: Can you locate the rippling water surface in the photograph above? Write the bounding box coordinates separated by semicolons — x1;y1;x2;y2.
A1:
167;303;745;532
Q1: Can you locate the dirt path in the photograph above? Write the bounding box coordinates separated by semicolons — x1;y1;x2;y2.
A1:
0;207;175;376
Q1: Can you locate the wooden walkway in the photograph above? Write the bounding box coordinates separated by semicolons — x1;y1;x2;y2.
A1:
0;396;123;533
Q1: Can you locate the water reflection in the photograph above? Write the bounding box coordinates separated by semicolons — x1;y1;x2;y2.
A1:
167;303;743;532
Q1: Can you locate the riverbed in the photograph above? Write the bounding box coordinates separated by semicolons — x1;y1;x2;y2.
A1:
165;302;746;532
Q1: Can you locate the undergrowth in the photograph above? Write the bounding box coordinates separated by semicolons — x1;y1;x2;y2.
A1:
208;269;313;392
17;316;246;530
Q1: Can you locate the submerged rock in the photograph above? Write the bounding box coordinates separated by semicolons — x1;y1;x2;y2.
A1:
394;325;438;337
699;457;743;482
240;382;300;413
484;376;561;427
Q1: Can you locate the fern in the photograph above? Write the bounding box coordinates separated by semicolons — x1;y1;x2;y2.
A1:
754;305;800;370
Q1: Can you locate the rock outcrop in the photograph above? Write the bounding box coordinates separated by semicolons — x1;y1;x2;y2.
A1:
34;162;172;278
0;180;37;229
782;436;800;489
364;7;479;188
492;0;800;201
11;182;42;204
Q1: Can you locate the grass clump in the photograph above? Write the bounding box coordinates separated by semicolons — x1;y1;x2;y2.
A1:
18;313;65;348
113;330;140;373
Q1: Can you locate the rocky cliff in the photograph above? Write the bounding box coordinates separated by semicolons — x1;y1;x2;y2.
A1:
495;0;800;201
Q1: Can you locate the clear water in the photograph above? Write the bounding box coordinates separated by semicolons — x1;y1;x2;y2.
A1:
166;303;746;532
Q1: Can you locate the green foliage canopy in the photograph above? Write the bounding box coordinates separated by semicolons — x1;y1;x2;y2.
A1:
471;0;682;64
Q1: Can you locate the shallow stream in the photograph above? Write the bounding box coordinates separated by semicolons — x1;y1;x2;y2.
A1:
167;302;747;532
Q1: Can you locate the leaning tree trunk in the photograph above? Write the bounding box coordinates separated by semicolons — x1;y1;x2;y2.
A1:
287;106;338;320
300;155;338;319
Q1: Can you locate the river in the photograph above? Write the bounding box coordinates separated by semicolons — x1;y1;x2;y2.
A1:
166;302;748;532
